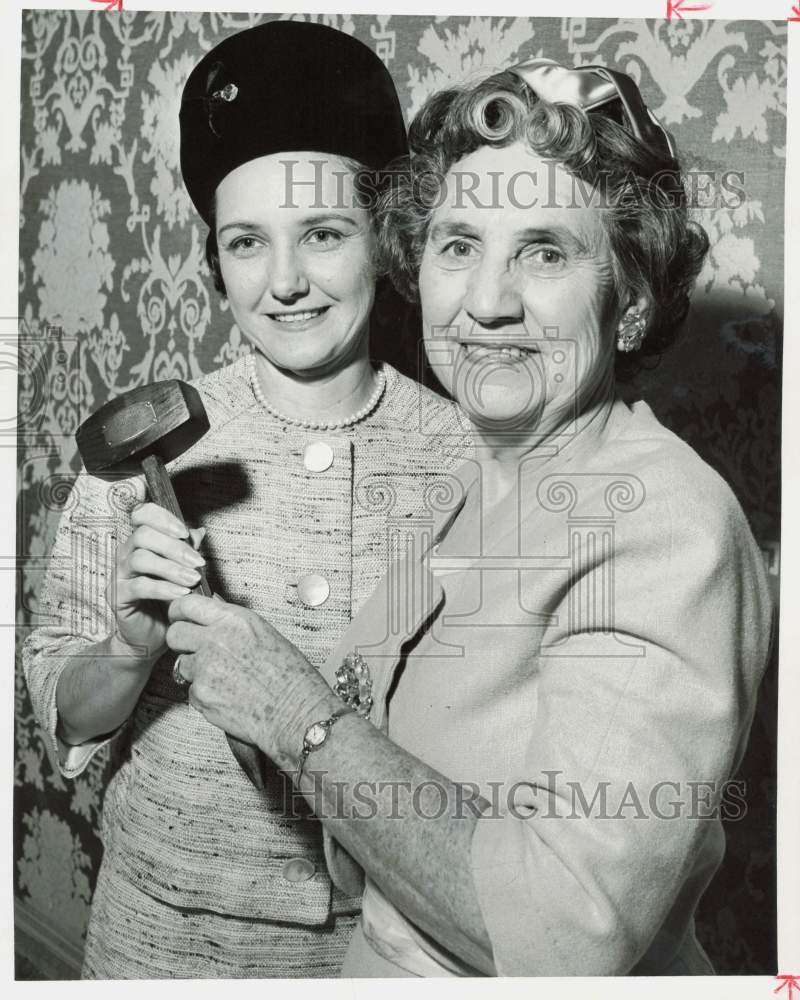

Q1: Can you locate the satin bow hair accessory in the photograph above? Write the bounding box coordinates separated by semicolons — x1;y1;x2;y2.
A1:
508;58;676;162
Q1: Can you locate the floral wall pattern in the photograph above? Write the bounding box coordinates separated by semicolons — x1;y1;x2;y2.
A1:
15;11;783;974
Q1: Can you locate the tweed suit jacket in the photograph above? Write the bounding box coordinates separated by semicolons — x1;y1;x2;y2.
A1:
318;397;773;976
22;356;472;930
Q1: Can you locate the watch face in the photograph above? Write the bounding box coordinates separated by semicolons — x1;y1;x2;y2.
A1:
306;723;328;748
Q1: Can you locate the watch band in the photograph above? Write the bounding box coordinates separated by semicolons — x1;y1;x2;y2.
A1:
296;706;353;780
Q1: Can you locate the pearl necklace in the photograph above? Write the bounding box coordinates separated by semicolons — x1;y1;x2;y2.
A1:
250;357;387;430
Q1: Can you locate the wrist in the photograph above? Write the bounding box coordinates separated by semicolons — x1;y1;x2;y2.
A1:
105;631;164;670
296;705;354;781
271;676;342;772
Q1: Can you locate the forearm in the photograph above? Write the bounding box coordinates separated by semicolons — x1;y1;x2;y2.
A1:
274;691;495;974
55;633;160;745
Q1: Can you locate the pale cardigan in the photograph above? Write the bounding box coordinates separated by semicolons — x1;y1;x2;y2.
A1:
22;355;471;973
319;396;774;976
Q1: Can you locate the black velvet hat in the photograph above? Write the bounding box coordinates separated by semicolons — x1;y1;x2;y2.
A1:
180;20;408;224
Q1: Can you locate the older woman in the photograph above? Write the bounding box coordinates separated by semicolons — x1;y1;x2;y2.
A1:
165;60;773;976
22;21;469;979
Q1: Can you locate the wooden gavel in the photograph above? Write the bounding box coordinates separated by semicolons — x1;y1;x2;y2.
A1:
76;380;267;789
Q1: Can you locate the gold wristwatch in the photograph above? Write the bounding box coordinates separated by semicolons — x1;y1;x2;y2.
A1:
297;706;353;779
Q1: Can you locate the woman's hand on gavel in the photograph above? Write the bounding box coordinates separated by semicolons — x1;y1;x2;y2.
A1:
110;502;207;661
165;595;336;765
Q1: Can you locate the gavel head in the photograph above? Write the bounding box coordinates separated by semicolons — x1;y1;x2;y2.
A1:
76;380;210;477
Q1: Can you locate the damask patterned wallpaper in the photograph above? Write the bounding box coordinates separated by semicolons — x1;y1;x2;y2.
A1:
15;10;783;974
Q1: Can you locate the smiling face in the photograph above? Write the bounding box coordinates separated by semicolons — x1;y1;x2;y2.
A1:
419;142;624;437
215;153;375;379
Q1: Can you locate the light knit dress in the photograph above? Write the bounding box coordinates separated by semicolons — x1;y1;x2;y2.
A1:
22;356;471;979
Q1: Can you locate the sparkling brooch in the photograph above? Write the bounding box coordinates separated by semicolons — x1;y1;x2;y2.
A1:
333;652;373;719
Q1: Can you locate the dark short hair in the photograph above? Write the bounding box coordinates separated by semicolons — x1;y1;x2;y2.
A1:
377;70;710;379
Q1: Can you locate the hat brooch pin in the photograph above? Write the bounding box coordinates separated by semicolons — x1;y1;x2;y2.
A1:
203;62;239;137
211;83;238;102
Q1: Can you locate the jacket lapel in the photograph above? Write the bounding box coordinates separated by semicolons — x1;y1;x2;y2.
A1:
319;473;470;729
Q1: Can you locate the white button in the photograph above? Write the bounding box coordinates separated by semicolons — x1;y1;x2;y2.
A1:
303;442;334;473
282;858;316;882
297;574;330;607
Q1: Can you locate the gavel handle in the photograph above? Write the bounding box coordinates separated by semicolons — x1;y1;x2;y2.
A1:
141;454;269;790
141;455;213;597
